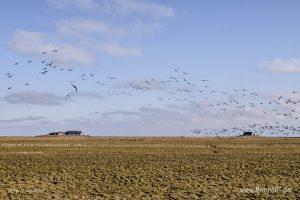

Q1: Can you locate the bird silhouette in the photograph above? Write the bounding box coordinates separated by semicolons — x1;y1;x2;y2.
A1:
71;84;78;92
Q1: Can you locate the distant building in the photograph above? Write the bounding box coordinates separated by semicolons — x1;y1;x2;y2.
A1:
65;131;84;136
48;131;85;136
242;131;253;136
49;131;64;136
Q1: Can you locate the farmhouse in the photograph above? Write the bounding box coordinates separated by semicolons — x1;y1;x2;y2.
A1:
242;131;253;136
65;131;84;136
48;131;85;136
49;131;65;136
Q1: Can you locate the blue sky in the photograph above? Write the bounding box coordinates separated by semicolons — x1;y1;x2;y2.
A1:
1;0;300;136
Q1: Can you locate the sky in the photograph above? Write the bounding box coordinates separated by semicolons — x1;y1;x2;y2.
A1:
1;0;300;136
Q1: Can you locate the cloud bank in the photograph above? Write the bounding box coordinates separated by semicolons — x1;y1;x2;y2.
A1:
8;30;94;65
4;92;69;106
259;58;300;73
46;0;175;18
0;116;46;123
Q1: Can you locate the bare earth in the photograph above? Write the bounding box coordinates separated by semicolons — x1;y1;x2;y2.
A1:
0;136;299;199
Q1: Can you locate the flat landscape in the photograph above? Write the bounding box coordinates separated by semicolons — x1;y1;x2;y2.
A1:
0;136;299;199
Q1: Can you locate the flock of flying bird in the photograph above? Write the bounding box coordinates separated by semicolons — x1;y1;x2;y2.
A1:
3;49;300;137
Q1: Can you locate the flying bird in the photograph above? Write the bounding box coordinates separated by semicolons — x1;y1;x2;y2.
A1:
71;84;78;92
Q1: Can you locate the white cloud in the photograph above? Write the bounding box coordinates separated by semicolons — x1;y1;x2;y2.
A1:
46;0;175;18
102;0;175;18
9;28;142;63
0;116;46;123
46;0;99;11
8;30;94;65
56;19;128;38
259;58;300;73
56;18;163;38
56;19;163;56
98;43;142;56
4;92;69;106
9;1;174;63
69;91;104;99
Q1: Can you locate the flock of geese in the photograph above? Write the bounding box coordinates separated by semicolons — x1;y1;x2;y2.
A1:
3;49;300;137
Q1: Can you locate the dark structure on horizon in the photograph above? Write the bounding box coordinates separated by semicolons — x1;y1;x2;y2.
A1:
242;131;253;136
48;131;85;136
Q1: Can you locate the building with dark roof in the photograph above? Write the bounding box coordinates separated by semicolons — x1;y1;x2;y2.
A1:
48;131;85;136
242;131;253;136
